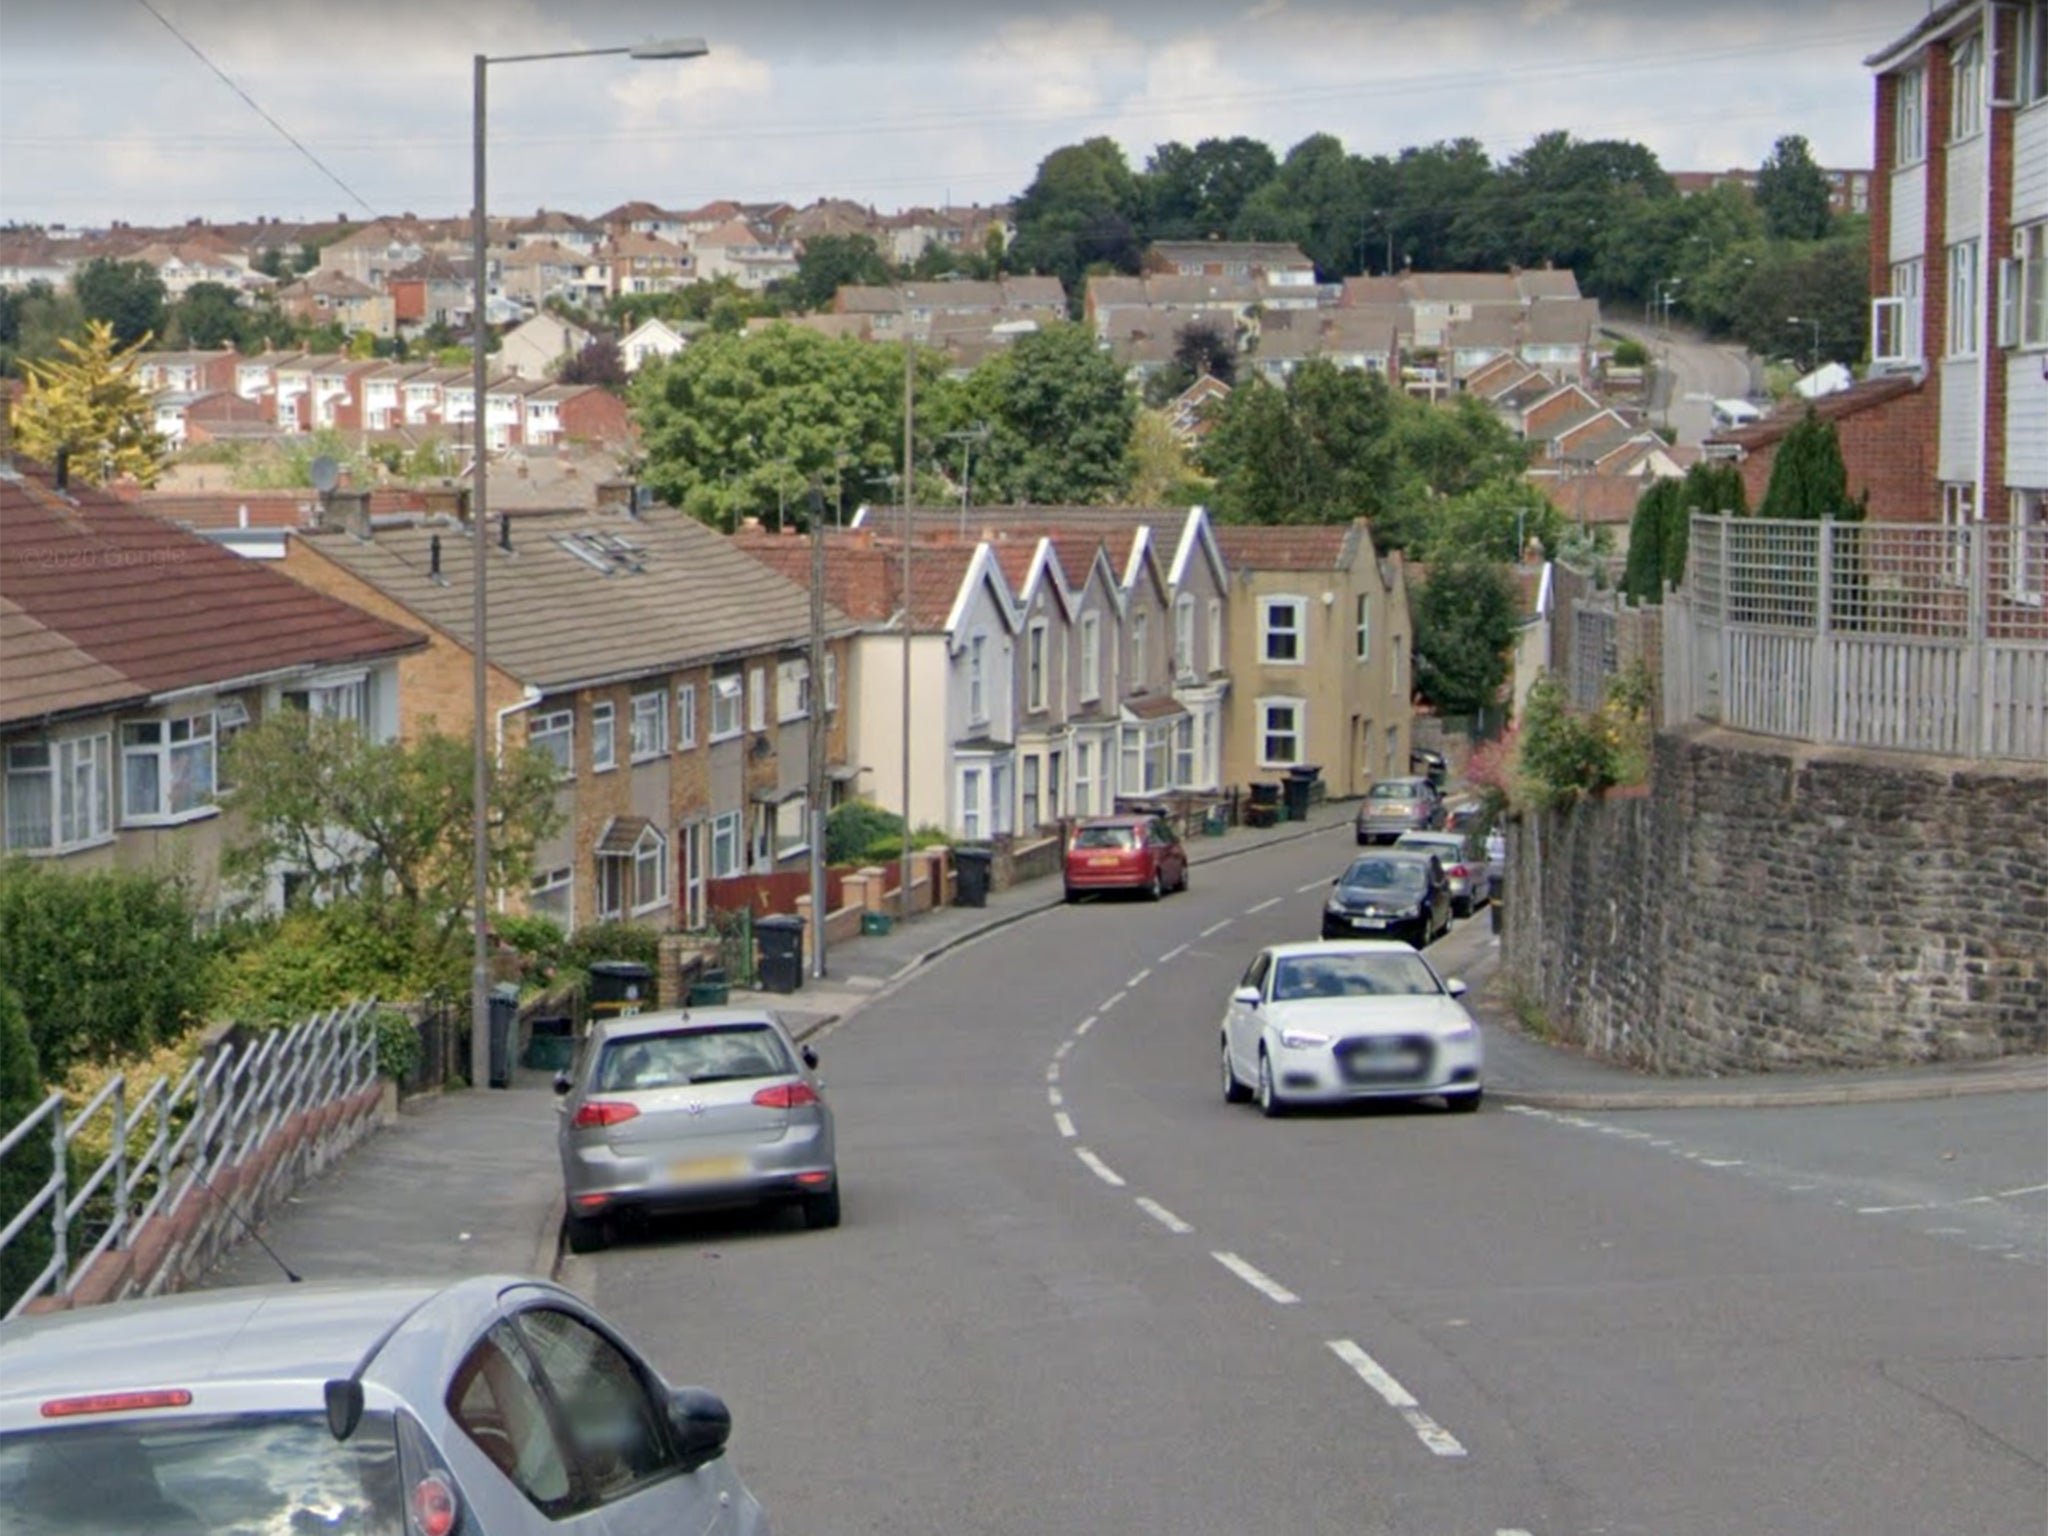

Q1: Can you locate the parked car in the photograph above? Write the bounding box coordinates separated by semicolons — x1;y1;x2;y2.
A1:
0;1275;769;1535
1440;797;1487;835
1220;940;1484;1116
557;1007;838;1252
1064;813;1189;901
1396;829;1494;916
1356;776;1444;844
1320;849;1452;947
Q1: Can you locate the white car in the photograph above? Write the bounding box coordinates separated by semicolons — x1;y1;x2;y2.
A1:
1221;941;1483;1117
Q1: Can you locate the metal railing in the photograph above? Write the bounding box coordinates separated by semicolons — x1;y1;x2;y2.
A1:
1665;515;2048;760
0;1000;379;1319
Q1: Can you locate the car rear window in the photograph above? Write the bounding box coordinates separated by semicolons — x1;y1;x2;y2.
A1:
1273;952;1445;1001
596;1023;791;1090
1343;860;1426;891
1367;783;1411;799
1073;825;1136;850
0;1411;406;1536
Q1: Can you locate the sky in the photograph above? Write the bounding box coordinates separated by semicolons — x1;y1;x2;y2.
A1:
0;0;1933;230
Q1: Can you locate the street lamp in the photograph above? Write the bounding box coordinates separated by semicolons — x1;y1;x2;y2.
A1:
1786;315;1823;370
469;35;707;1088
944;424;988;538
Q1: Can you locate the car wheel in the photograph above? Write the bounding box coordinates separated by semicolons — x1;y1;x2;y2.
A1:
1177;863;1191;894
1451;897;1471;920
1445;1089;1483;1114
1222;1037;1252;1104
1146;870;1163;901
1256;1051;1286;1118
564;1211;610;1255
801;1186;842;1230
1064;884;1080;903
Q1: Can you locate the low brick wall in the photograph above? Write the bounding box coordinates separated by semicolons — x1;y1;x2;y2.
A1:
1504;726;2048;1072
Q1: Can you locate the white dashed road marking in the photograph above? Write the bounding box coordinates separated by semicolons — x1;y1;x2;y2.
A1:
1199;919;1233;938
1075;1016;1096;1037
1296;879;1329;894
1074;1148;1126;1188
1100;990;1128;1011
1128;967;1152;987
1047;1087;1063;1107
1053;1039;1073;1061
1212;1250;1300;1305
1158;944;1189;963
1045;1062;1060;1083
1247;896;1282;915
1054;1111;1076;1139
1135;1197;1193;1234
1327;1339;1469;1458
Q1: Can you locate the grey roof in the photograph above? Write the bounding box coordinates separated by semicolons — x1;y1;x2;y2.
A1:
296;503;849;691
1517;269;1583;302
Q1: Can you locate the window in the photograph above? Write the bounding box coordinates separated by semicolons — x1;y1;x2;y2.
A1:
1355;594;1372;661
590;701;617;771
1022;755;1041;829
1047;748;1063;817
1942;482;1976;585
710;674;743;740
777;659;811;722
710;811;741;877
776;793;810;859
682;823;705;929
1950;33;1984;142
2019;223;2048;349
1259;697;1303;767
968;632;988;724
5;735;111;852
1073;740;1094;816
629;691;666;760
2010;490;2046;604
1079;613;1102;702
747;667;767;732
1173;714;1196;788
1130;611;1148;687
1874;259;1925;365
599;824;669;919
282;674;369;729
1895;67;1926;162
824;650;839;711
511;1309;674;1504
1261;597;1305;664
530;866;572;928
447;1324;576;1516
213;696;252;794
1173;594;1195;677
1207;597;1223;673
529;710;573;774
1948;241;1981;356
960;767;983;840
1120;722;1171;795
676;683;697;748
120;712;215;822
2023;0;2048;106
1026;621;1048;711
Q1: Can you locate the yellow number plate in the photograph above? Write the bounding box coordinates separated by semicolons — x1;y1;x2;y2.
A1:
670;1155;747;1185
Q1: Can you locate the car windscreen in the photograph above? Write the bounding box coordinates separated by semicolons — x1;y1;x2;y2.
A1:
596;1023;792;1091
0;1411;405;1536
1367;782;1418;800
1342;860;1427;892
1272;952;1444;1001
1073;825;1137;850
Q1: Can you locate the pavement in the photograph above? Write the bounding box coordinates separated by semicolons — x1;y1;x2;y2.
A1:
200;792;2048;1293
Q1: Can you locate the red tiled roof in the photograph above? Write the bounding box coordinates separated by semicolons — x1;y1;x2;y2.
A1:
1529;473;1647;526
1;462;427;726
1212;524;1358;570
730;532;984;630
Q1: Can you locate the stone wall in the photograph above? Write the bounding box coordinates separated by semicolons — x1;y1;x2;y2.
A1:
1503;726;2047;1073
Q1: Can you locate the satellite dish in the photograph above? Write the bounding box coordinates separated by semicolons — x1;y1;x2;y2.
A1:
310;455;341;494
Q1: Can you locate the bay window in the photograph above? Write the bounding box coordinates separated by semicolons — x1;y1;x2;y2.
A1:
121;713;216;822
5;735;112;852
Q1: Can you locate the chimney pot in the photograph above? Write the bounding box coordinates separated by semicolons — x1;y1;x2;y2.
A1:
499;512;512;552
430;533;442;578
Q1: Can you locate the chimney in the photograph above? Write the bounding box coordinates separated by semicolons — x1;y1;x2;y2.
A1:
54;447;71;492
498;512;513;552
430;533;443;579
595;478;636;518
330;488;373;539
421;484;470;521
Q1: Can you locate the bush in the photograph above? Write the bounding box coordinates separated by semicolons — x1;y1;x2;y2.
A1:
562;921;661;976
825;799;903;865
0;983;53;1313
210;900;464;1026
1518;672;1617;806
371;1007;422;1084
863;824;954;862
492;913;567;989
0;859;214;1083
1611;338;1650;368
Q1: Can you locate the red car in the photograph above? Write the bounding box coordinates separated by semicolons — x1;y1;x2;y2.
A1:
1064;814;1190;901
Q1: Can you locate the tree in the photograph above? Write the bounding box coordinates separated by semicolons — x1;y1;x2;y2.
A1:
783;233;894;313
1518;670;1617;804
1200;361;1401;525
1620;459;1745;601
1756;409;1864;521
166;279;246;349
12;320;169;486
1411;559;1521;718
1232;133;1366;277
222;712;564;958
962;323;1136;504
1141;136;1279;240
1011;137;1144;301
72;258;168;349
1173;316;1237;386
1757;134;1833;242
1719;234;1866;364
1459;132;1672;276
1413;478;1563;566
1126;408;1212;506
559;335;627;389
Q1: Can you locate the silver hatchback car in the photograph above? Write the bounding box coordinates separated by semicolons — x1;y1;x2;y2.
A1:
556;1007;839;1253
0;1275;768;1535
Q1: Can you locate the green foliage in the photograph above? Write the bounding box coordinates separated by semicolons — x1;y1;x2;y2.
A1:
0;860;212;1082
1412;477;1562;566
784;234;894;313
825;800;903;866
1411;560;1521;718
562;922;662;976
1756;134;1834;242
0;982;54;1312
1611;338;1650;368
957;323;1137;504
1622;461;1746;602
72;258;167;349
372;1007;423;1084
1011;136;1145;300
864;825;954;863
1517;672;1617;805
1143;137;1281;240
210;900;463;1024
164;280;247;350
1233;133;1366;276
1757;409;1864;521
12;320;169;486
0;280;86;378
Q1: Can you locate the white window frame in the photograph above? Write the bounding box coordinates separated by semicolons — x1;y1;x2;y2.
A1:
529;709;574;775
629;690;668;761
529;865;572;929
710;810;742;877
1022;754;1041;829
1355;593;1372;662
1172;593;1195;678
5;734;113;853
1079;612;1102;703
676;683;697;749
2018;222;2048;351
710;674;743;742
747;666;767;733
682;823;705;929
1895;66;1926;164
776;658;811;723
1947;241;1980;357
283;672;370;730
590;700;617;772
1942;482;1976;585
967;632;989;725
120;711;216;824
2023;0;2048;106
959;765;984;841
2009;489;2046;604
1130;610;1148;688
1258;695;1304;768
1949;32;1984;143
775;792;810;859
1173;714;1195;789
1207;597;1223;675
596;824;669;921
1261;596;1306;665
1026;620;1048;712
1072;739;1095;816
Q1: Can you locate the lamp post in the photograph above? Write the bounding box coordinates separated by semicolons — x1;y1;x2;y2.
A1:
1786;314;1823;370
944;424;988;538
469;36;707;1088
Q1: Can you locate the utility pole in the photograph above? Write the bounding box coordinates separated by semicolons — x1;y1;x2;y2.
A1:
806;481;829;980
899;320;916;921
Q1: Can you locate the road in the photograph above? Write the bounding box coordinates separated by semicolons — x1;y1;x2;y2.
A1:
577;826;2047;1536
1607;320;1758;447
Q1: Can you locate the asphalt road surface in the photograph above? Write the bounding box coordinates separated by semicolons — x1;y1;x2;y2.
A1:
1608;320;1759;447
578;826;2048;1536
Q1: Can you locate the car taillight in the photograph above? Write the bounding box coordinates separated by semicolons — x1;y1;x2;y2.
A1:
41;1389;192;1418
572;1101;639;1129
411;1471;460;1536
1447;864;1468;878
752;1082;819;1109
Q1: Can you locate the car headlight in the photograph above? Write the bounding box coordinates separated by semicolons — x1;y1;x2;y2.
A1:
1280;1030;1331;1049
1441;1019;1477;1040
1325;897;1348;914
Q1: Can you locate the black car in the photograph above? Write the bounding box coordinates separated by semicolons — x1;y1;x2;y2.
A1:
1320;849;1453;948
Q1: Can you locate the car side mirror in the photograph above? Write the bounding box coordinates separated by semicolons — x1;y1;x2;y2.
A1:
1445;979;1468;998
1232;986;1261;1008
667;1387;733;1474
552;1072;573;1096
801;1046;819;1070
